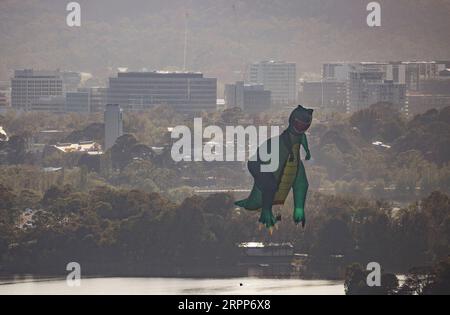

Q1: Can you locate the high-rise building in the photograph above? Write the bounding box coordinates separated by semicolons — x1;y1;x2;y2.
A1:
11;70;63;111
319;62;408;112
10;69;83;111
104;104;123;150
347;67;406;112
224;81;271;113
403;61;446;91
248;61;297;105
323;61;446;90
323;62;407;84
108;71;217;113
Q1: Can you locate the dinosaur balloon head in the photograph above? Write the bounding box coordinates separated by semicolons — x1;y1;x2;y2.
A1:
288;105;314;136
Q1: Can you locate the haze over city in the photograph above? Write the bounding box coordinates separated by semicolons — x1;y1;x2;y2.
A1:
0;0;449;297
1;0;450;85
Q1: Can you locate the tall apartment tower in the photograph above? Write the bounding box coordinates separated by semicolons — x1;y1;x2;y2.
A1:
248;60;297;105
104;104;123;150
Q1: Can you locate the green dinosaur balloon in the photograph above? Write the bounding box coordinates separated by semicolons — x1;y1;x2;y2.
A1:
235;105;313;229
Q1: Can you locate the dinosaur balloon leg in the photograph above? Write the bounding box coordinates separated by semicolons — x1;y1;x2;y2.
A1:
248;160;278;228
235;105;313;229
293;159;309;227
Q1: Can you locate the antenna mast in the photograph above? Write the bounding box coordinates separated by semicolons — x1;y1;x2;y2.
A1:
183;11;189;71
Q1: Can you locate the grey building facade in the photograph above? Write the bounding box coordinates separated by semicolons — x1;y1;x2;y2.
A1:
11;70;63;111
66;91;90;113
347;67;406;112
224;81;271;113
11;69;83;111
108;72;217;113
89;87;108;113
300;81;347;111
318;62;410;112
30;96;66;113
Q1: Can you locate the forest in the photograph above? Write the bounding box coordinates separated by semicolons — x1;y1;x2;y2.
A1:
0;182;448;294
1;104;449;202
0;105;449;295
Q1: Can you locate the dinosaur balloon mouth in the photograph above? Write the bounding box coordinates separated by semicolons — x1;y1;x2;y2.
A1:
292;117;311;134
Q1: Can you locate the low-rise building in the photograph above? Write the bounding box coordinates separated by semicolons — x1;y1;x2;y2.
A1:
53;141;102;155
238;242;294;277
66;91;90;113
30;96;66;113
300;80;347;111
35;130;67;144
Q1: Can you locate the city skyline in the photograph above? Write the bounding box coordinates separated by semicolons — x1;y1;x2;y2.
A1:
4;57;450;116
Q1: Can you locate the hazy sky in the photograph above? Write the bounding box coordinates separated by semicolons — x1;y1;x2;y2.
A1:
1;0;450;84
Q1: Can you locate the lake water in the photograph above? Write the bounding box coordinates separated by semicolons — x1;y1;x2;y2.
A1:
0;277;344;295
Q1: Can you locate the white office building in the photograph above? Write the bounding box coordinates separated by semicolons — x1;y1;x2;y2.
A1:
248;61;297;105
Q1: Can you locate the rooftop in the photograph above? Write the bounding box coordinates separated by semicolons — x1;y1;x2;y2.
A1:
116;71;204;79
238;242;294;249
54;141;102;154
